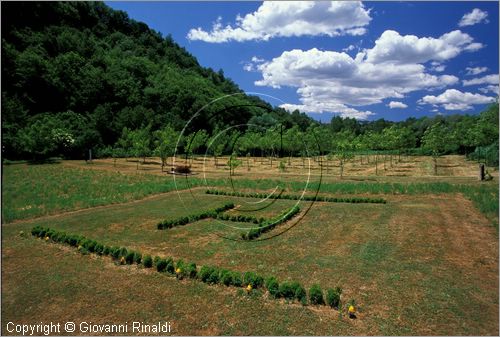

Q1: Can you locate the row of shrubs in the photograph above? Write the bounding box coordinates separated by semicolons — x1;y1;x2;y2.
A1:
157;202;235;229
31;226;349;309
242;205;301;240
31;226;145;265
206;189;387;204
216;213;265;224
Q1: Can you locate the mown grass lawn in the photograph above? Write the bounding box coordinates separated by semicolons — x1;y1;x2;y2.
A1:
3;185;498;335
3;163;498;229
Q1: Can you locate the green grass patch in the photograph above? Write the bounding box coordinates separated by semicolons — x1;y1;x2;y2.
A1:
3;165;497;231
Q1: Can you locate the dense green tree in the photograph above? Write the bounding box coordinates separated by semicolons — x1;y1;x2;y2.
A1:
422;123;457;175
130;126;152;167
17;115;73;161
332;131;358;178
154;125;179;171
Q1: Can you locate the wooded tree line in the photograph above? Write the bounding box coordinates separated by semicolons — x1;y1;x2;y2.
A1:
107;102;498;171
2;2;498;166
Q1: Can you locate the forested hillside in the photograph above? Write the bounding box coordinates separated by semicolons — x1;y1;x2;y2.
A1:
1;2;498;164
1;1;312;160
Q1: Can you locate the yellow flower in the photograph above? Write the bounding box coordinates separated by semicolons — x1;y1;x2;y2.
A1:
348;305;356;314
175;268;182;274
45;236;49;241
120;256;126;264
246;284;252;292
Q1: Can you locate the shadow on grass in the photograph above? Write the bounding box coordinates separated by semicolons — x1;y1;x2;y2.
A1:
27;158;62;165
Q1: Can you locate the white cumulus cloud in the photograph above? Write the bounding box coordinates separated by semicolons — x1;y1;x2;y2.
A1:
388;101;408;109
431;62;446;72
479;85;499;95
459;8;489;27
365;30;483;64
252;28;484;119
187;1;371;43
419;89;496;110
462;74;499;86
466;66;488;76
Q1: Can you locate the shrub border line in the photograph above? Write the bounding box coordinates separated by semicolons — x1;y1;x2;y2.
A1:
205;189;387;204
30;226;351;310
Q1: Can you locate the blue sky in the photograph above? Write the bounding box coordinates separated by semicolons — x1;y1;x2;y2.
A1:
106;1;499;122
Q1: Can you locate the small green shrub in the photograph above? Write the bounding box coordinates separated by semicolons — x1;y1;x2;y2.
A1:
309;284;324;305
231;271;242;287
125;251;135;264
244;271;264;288
133;252;142;264
31;226;42;237
165;257;175;274
156;258;167;272
176;260;185;270
78;246;90;255
220;269;232;286
95;243;104;255
103;246;111;255
208;267;220;284
199;266;213;283
89;240;99;252
265;277;280;298
143;255;153;268
68;235;79;247
292;282;307;303
119;247;128;258
186;262;197;278
326;287;342;309
110;246;120;259
279;282;295;299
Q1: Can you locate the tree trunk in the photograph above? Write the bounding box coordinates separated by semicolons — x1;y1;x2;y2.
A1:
340;161;344;179
479;164;485;181
375;154;378;176
433;156;437;175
